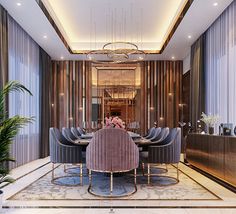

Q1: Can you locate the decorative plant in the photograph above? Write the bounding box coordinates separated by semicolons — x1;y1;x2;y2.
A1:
105;116;125;129
0;81;33;185
200;112;220;127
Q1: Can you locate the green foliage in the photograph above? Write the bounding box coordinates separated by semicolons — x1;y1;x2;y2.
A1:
0;81;33;186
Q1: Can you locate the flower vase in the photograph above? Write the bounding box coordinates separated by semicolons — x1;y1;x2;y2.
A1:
208;126;214;135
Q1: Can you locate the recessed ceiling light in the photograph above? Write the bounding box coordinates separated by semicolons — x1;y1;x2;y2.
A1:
171;56;175;60
138;56;144;60
43;35;47;39
16;2;21;6
60;56;64;60
188;35;192;39
213;2;218;6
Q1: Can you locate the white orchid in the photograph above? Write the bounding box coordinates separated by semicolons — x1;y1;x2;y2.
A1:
200;112;220;127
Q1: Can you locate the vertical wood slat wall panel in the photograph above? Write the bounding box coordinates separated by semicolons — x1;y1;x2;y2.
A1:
85;62;92;126
69;61;73;127
142;61;183;132
51;61;91;129
74;62;79;126
78;62;83;126
51;60;182;133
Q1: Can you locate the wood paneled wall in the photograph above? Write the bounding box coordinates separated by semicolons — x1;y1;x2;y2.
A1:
182;71;190;136
141;61;183;134
51;61;91;129
51;60;182;132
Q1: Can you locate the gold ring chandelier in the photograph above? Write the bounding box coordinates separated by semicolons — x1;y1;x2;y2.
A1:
86;41;146;64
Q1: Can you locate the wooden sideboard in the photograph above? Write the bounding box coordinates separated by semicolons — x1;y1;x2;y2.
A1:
186;133;236;188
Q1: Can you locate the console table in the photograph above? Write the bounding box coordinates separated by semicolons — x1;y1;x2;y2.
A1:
186;133;236;188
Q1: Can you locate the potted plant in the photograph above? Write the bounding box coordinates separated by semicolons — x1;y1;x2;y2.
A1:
200;112;220;134
0;81;33;209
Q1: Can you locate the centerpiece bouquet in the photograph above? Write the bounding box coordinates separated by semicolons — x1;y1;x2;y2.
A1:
105;116;125;129
200;112;220;134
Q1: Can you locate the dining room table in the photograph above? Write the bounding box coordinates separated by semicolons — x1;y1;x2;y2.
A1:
73;130;152;146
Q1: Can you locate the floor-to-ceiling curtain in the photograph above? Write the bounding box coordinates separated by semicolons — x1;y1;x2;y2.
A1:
0;5;8;90
8;15;40;168
39;48;51;158
205;0;236;127
190;34;206;130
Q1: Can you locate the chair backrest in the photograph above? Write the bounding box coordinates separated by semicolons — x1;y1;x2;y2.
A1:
145;127;156;139
71;127;81;138
149;127;162;141
50;127;66;144
151;127;169;142
86;128;139;172
49;127;82;164
62;127;77;142
148;127;181;164
77;127;85;135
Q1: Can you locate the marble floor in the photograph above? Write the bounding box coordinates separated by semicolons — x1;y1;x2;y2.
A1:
2;208;236;214
1;157;236;213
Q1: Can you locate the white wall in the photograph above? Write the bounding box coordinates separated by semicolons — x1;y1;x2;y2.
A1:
183;52;190;74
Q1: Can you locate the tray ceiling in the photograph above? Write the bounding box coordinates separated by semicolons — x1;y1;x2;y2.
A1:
42;0;188;53
0;0;233;60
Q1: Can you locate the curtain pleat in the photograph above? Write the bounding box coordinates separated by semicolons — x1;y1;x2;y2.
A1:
0;5;8;90
8;15;40;169
205;0;236;127
190;34;206;130
39;48;51;158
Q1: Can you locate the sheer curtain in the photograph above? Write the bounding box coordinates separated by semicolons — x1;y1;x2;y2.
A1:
8;16;40;168
0;5;8;90
205;0;236;127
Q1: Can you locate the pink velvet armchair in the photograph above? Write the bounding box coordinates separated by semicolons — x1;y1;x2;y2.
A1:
86;128;139;197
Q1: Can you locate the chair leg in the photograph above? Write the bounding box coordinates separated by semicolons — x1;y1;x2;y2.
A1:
89;169;92;185
64;164;66;172
80;163;83;176
110;172;113;195
147;164;150;185
176;163;179;180
52;163;55;180
80;163;83;185
134;168;137;185
142;162;145;176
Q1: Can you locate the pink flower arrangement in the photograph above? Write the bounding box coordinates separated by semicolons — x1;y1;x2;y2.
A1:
105;116;125;129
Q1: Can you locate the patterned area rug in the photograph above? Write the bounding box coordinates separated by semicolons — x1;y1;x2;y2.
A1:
10;164;220;200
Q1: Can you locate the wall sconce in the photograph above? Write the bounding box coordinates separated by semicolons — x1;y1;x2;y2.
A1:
79;107;83;111
179;103;184;107
150;107;155;111
51;103;54;107
69;117;73;121
168;92;173;96
160;117;164;120
59;93;64;96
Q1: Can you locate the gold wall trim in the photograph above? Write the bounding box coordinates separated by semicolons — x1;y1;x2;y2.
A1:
36;0;194;55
